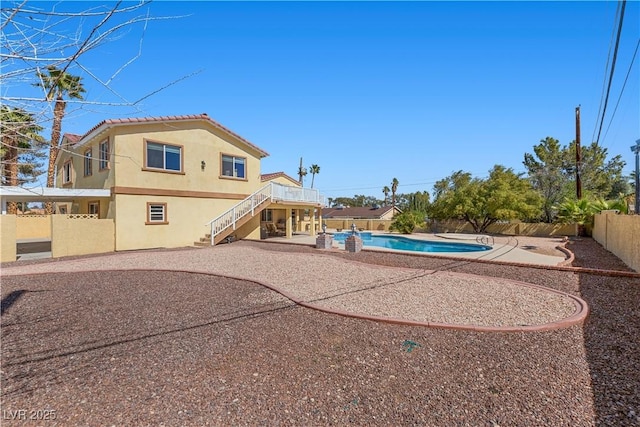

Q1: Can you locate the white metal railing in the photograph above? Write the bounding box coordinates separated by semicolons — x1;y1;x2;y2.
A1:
206;182;323;244
271;183;321;204
207;183;272;244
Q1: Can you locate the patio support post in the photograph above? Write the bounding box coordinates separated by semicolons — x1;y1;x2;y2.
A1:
285;208;293;238
310;208;316;237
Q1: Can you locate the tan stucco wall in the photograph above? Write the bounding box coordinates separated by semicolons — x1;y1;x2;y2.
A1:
0;215;17;262
324;218;579;236
114;194;262;250
51;216;115;258
430;220;577;236
56;140;113;191
16;215;51;239
57;121;264;220
593;213;640;272
54;119;268;251
112;122;262;193
73;198;112;218
236;214;261;241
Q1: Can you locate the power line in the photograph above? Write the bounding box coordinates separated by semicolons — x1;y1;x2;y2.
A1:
602;38;639;143
592;1;622;145
594;0;627;146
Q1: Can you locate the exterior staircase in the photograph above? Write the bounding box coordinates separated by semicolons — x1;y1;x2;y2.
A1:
195;182;323;246
194;183;272;246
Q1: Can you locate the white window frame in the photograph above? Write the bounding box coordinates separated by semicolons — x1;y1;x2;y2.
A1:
99;139;109;170
145;140;183;172
221;154;246;179
84;148;93;176
146;202;168;225
88;201;100;217
63;159;72;184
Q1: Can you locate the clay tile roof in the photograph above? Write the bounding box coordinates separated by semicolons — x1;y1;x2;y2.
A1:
63;133;83;144
261;171;301;185
77;113;269;157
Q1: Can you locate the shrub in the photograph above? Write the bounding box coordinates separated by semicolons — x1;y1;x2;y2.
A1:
389;211;425;234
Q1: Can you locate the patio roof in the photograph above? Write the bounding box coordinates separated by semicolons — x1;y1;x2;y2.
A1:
0;186;111;202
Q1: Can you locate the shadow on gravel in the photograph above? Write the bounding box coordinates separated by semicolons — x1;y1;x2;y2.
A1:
1;290;27;315
570;238;640;427
0;271;293;399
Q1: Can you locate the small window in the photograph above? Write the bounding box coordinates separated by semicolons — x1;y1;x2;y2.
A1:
63;159;72;184
146;202;168;224
84;148;93;176
221;154;246;179
88;201;99;217
146;141;182;172
99;140;109;170
261;209;273;222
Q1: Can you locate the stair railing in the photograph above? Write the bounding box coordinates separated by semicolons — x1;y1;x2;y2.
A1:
206;183;273;244
205;182;323;245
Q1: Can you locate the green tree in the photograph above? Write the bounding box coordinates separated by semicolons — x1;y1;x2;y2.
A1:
34;66;86;213
382;186;390;205
309;164;320;188
567;141;626;200
523;137;572;222
397;191;430;215
0;106;45;213
524;137;627;222
429;166;541;233
391;178;399;211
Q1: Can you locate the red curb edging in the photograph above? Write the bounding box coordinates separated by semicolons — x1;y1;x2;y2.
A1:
25;267;588;333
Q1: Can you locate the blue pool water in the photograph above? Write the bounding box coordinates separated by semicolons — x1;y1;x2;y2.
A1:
331;232;491;253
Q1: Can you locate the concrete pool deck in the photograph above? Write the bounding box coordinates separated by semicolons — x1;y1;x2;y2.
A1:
264;231;570;267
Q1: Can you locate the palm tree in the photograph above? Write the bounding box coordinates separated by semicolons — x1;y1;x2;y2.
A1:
309;164;320;188
391;178;399;211
34;66;85;213
1;106;44;213
382;186;390;205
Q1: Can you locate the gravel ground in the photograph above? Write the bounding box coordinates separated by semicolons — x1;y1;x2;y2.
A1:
1;237;639;426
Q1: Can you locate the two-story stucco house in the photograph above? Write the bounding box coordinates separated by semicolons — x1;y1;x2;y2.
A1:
53;113;323;251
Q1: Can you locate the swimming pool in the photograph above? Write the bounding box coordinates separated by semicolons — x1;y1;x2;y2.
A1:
331;232;491;253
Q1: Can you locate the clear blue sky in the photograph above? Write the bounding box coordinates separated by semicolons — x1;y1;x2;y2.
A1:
18;1;640;199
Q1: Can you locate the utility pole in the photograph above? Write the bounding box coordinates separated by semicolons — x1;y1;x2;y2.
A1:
298;157;306;185
632;139;640;214
575;106;582;199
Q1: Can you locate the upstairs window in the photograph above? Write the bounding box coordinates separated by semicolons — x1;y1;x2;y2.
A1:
99;140;109;170
63;159;72;184
84;148;93;176
221;154;246;179
146;141;182;172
